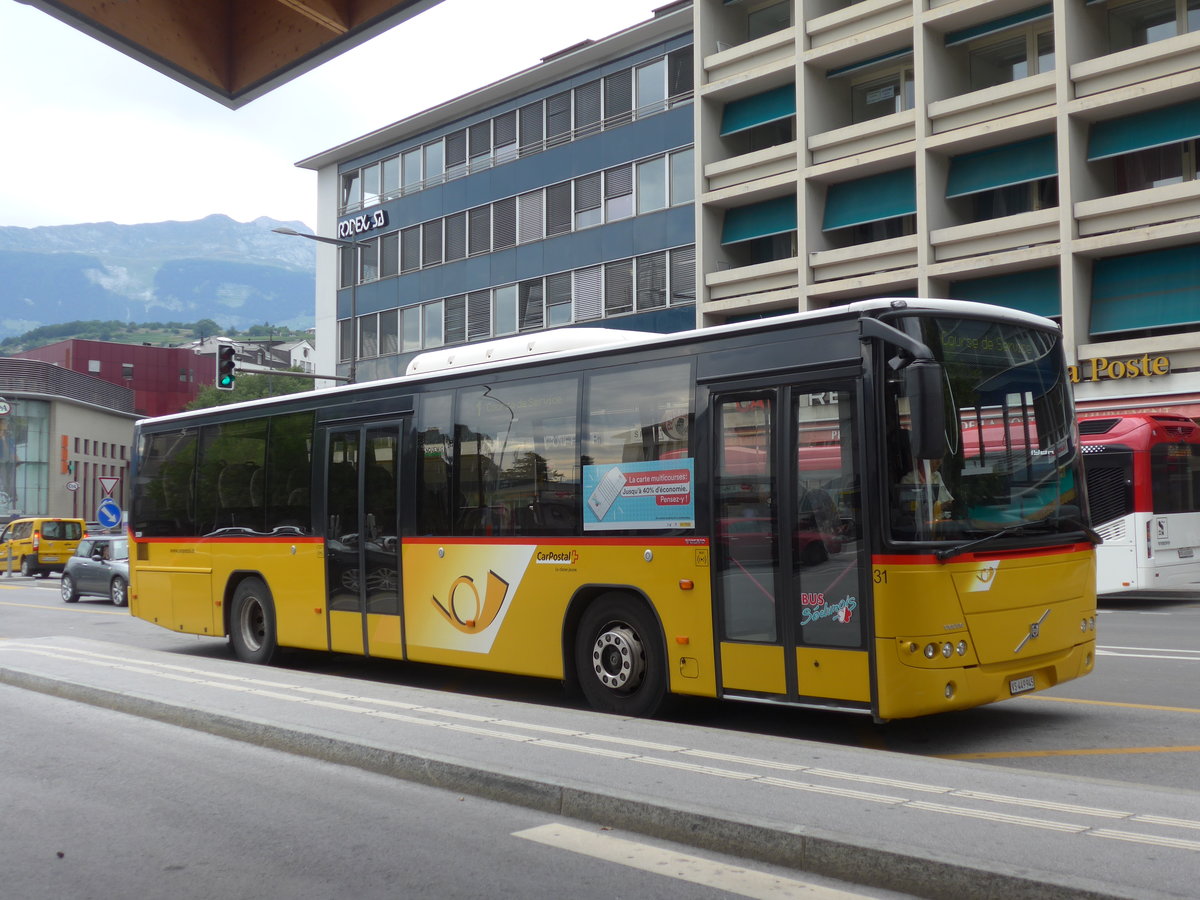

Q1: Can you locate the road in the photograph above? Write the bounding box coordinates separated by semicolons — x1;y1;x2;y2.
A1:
1;574;1195;794
1;684;909;900
2;574;1198;899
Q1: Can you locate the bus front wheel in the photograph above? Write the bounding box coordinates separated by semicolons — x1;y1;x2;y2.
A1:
229;577;279;665
575;593;667;718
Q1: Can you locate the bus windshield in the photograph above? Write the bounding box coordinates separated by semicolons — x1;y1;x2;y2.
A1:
887;314;1083;544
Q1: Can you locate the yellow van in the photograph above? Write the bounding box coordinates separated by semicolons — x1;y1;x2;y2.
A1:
0;517;86;578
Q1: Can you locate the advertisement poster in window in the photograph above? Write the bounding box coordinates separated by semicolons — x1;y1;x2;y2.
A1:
583;459;694;530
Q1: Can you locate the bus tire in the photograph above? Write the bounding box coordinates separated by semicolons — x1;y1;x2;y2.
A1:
575;593;667;718
229;577;279;665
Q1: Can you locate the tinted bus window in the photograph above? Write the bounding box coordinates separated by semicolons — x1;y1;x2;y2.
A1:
455;376;580;536
265;412;314;534
196;419;267;535
132;429;198;537
416;392;454;535
1152;443;1200;514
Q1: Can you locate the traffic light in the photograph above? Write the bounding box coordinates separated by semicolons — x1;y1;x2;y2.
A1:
216;343;237;391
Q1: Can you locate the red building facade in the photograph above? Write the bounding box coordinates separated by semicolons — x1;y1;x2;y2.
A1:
15;340;208;417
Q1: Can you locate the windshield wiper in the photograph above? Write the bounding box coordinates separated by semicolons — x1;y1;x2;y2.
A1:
934;519;1072;562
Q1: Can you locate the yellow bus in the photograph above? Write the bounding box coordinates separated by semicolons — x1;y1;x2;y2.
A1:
129;299;1098;720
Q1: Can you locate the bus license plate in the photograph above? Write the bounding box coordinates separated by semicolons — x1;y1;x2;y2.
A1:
1009;675;1036;695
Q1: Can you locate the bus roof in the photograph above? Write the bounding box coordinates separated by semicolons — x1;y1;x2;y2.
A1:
136;298;1059;429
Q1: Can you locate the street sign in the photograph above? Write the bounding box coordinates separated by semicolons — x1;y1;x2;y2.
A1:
96;497;122;530
66;481;80;492
98;476;120;496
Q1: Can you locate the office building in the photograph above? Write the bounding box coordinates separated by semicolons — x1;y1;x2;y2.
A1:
300;0;1200;418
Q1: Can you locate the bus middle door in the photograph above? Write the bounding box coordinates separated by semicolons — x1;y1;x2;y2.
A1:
712;382;869;710
324;422;405;658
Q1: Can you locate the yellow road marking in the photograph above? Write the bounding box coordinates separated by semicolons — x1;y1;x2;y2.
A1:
1022;694;1200;714
939;746;1200;760
0;599;126;616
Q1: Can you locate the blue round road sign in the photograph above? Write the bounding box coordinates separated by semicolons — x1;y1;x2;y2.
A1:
97;497;122;529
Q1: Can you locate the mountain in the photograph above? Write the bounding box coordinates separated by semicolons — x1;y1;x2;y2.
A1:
0;215;317;339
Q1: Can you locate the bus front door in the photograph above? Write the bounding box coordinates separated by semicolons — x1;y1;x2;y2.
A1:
712;383;869;710
324;422;405;658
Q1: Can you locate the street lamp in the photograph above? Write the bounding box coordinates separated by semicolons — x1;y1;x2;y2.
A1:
273;226;370;385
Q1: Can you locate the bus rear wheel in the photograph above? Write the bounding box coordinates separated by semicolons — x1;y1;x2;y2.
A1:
575;593;667;718
229;577;278;665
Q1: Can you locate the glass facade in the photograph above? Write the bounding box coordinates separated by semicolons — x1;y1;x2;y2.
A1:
0;401;50;519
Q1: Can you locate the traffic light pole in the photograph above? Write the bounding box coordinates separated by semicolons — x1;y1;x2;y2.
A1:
272;226;370;385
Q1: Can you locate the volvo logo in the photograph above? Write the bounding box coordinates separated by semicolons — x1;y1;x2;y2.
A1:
1014;609;1051;653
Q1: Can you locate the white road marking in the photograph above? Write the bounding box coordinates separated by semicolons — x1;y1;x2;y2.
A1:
513;823;877;899
5;639;1200;853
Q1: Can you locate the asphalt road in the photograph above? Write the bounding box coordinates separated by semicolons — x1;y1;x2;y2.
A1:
1;683;912;900
1;573;1197;794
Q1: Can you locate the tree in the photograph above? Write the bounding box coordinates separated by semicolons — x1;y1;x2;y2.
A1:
187;370;315;410
193;318;222;339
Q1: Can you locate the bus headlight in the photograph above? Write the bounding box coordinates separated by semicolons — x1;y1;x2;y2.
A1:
924;643;937;659
956;640;968;656
941;642;953;659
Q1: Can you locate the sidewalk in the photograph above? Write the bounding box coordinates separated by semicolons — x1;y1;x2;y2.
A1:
1;635;1196;900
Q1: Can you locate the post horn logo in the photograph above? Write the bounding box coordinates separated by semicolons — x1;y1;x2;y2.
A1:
432;571;510;634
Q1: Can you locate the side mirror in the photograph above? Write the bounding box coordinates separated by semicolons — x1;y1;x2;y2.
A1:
905;359;947;460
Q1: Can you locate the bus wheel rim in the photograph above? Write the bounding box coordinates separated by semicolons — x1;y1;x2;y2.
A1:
591;625;644;691
240;598;265;652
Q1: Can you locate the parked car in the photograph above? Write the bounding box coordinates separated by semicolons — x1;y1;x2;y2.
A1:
61;535;129;606
0;517;86;577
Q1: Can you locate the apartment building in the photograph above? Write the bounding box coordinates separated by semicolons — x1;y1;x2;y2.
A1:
301;0;1200;417
697;0;1200;417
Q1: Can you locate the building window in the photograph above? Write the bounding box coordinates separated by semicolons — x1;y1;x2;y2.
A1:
88;360;101;373
341;171;361;212
1114;141;1193;192
360;315;379;359
669;148;694;206
636;156;667;214
402;306;421;352
970;180;1057;220
850;66;915;123
635;58;667;117
1109;0;1200;49
746;1;791;41
967;27;1054;90
424;300;445;349
123;364;135;379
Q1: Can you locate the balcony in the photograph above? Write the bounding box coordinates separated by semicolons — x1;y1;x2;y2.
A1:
927;72;1056;136
703;27;797;94
809;233;918;281
1075;180;1200;237
1072;32;1200;99
806;0;913;50
808;109;916;165
705;141;798;193
929;207;1059;261
704;256;800;308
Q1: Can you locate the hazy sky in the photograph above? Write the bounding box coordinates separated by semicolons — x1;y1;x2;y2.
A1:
0;0;661;230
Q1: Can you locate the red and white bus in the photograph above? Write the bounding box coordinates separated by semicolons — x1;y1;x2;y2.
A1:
1079;413;1200;597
